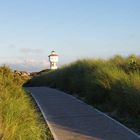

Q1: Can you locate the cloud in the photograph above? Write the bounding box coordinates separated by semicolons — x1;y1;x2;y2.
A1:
0;58;50;72
0;44;16;49
20;48;44;53
8;44;16;48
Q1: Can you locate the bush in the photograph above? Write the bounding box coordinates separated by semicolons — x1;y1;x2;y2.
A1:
126;55;140;72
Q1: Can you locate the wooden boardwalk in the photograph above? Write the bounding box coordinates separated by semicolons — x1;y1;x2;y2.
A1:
27;87;140;140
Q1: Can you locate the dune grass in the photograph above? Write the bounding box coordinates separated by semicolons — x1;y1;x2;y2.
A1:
25;55;140;134
0;66;53;140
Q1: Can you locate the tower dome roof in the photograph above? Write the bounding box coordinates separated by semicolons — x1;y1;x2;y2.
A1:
48;50;58;57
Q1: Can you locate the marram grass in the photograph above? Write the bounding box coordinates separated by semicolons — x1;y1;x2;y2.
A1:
25;55;140;134
0;66;53;140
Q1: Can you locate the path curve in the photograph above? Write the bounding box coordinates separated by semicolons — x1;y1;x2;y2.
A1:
27;87;140;140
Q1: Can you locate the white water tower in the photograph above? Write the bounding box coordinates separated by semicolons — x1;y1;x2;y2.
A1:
48;51;59;70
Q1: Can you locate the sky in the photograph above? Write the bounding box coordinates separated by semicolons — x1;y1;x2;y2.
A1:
0;0;140;71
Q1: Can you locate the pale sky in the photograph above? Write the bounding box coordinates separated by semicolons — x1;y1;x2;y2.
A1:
0;0;140;71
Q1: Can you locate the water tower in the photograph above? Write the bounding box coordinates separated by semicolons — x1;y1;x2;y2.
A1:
48;51;59;70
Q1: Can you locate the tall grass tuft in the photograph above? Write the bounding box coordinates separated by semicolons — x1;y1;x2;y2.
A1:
0;66;53;140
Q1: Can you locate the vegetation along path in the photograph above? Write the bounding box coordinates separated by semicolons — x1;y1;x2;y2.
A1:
27;87;140;140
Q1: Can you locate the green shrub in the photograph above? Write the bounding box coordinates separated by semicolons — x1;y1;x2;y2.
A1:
126;55;140;72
